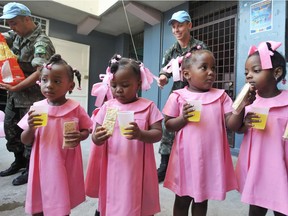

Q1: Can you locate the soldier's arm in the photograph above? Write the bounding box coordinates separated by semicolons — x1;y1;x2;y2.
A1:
1;38;55;92
0;69;41;92
158;49;173;88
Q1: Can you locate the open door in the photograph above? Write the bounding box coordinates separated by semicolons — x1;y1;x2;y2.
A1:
50;37;90;111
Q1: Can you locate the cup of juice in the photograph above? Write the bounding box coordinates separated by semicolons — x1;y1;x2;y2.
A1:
30;105;48;127
186;100;202;122
250;107;269;130
117;111;134;136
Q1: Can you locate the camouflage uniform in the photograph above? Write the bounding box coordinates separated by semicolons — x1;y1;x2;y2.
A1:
3;23;55;158
158;37;208;155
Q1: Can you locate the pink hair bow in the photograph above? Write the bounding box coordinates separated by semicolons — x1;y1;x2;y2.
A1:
91;67;113;107
162;56;184;81
139;63;159;91
248;41;282;69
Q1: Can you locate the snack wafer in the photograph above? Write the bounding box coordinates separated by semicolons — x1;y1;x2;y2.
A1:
63;121;78;149
102;107;118;135
64;121;77;133
232;83;250;114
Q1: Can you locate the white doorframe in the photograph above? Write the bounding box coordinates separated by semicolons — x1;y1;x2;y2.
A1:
50;37;90;111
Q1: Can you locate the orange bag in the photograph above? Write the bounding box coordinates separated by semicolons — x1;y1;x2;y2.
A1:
0;34;25;86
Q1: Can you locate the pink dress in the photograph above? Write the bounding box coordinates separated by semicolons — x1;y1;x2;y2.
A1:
163;87;237;202
85;108;103;198
18;99;93;216
95;98;163;216
235;90;288;215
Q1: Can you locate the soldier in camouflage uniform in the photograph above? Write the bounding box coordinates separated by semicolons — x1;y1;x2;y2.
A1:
0;2;55;185
157;11;208;182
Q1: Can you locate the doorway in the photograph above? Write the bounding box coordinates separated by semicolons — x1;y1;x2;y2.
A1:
50;37;90;111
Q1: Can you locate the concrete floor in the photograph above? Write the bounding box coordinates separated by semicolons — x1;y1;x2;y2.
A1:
0;136;274;216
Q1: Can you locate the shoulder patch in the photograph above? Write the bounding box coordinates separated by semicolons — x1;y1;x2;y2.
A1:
35;45;46;54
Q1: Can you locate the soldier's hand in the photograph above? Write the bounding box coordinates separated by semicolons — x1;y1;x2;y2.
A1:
158;75;168;88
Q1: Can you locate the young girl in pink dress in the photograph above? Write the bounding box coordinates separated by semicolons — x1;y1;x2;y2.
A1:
235;41;288;216
85;63;114;216
18;54;92;216
92;54;163;216
162;48;243;216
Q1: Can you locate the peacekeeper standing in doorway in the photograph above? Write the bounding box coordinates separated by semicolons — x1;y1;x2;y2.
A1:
0;2;55;186
157;10;209;183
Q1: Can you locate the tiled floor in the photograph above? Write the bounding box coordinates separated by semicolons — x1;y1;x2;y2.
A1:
0;137;274;216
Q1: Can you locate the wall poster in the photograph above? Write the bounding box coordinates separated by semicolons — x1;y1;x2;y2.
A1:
250;0;272;34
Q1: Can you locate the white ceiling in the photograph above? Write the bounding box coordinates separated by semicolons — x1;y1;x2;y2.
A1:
15;1;187;36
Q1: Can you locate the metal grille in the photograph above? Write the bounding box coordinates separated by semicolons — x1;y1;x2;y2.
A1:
191;16;236;98
190;4;237;147
0;6;50;35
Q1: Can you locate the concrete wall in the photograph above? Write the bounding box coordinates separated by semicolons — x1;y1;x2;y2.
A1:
233;0;287;151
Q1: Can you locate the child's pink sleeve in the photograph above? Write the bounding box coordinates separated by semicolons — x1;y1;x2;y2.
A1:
17;114;29;131
94;104;107;125
222;93;233;114
162;93;180;118
148;102;163;126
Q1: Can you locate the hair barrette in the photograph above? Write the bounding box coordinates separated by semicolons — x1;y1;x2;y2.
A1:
44;63;52;70
185;52;191;58
111;59;118;64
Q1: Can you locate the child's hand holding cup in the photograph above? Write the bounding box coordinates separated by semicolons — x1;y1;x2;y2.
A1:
117;111;134;136
30;105;48;127
250;107;269;130
186;100;202;122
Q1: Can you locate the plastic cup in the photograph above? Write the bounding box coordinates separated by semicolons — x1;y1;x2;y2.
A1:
62;118;79;149
117;111;134;136
187;100;202;122
30;105;48;127
250;107;269;130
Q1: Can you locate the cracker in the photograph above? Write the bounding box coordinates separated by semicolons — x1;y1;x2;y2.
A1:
64;121;77;133
102;107;118;135
232;83;250;114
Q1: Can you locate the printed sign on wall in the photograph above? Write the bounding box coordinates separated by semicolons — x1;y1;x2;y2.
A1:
250;0;272;34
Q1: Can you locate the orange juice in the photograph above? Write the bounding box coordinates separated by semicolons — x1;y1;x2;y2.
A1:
188;110;201;122
33;113;48;127
120;126;132;136
252;113;268;130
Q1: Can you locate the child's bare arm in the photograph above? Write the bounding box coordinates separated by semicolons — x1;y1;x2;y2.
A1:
125;120;162;143
226;86;256;132
21;110;36;145
225;108;246;132
165;103;193;132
